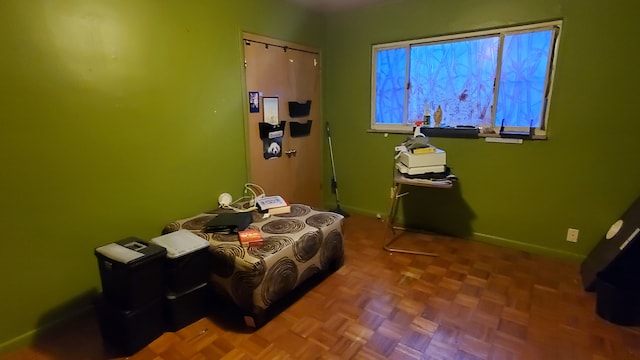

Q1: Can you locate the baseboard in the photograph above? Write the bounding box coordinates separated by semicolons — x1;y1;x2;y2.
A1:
323;203;381;219
0;305;94;355
0;328;38;355
329;204;585;262
473;232;585;262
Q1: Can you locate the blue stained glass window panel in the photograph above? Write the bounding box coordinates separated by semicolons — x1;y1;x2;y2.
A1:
409;37;499;127
375;48;407;124
496;30;553;128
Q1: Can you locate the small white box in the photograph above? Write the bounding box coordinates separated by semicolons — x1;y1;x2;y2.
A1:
399;148;446;168
151;229;208;259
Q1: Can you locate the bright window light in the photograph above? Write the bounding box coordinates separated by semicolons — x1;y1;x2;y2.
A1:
371;21;562;138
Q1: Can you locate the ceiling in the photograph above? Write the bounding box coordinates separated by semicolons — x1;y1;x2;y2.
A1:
287;0;396;13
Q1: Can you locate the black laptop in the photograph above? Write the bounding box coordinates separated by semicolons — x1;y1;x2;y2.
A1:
203;212;252;234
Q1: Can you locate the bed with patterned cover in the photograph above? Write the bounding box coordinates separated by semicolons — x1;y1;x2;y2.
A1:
161;204;345;327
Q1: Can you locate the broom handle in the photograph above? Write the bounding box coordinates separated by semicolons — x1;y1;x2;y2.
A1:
327;123;339;196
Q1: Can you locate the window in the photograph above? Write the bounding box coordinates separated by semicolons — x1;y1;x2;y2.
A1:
371;21;562;138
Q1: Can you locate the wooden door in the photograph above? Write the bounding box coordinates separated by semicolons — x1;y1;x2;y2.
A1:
243;33;322;206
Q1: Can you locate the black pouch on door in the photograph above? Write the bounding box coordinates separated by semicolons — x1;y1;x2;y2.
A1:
258;121;286;140
290;120;312;137
288;101;311;118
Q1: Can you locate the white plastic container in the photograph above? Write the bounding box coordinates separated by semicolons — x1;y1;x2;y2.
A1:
151;230;210;293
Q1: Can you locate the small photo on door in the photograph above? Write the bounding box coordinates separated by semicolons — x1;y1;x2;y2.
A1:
249;92;260;113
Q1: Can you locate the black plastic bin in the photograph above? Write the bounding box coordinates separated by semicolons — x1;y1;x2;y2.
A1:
151;229;212;293
95;295;165;356
165;282;211;331
95;238;167;310
595;272;640;325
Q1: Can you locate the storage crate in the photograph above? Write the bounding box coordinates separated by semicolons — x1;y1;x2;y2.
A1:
151;229;211;293
95;238;166;310
95;295;165;355
165;282;211;331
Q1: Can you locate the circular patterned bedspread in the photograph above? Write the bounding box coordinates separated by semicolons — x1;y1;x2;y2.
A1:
162;204;344;312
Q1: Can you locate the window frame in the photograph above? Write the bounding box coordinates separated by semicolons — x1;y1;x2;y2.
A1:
370;20;562;139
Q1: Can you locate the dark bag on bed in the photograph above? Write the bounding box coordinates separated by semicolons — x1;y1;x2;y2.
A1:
204;212;252;234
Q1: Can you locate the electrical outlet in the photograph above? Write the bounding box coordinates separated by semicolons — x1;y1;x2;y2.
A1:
566;228;579;243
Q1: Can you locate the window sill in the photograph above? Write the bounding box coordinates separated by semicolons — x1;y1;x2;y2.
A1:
368;127;548;140
479;128;548;140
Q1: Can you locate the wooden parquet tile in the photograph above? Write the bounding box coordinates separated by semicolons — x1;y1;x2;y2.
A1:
3;214;640;359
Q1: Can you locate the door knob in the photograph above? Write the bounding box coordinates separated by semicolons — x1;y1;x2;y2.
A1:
285;149;297;157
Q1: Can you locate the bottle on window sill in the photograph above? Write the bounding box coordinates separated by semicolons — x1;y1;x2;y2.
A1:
423;103;431;127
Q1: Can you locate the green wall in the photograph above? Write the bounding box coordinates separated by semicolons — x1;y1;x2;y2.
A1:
0;0;325;352
323;0;640;258
2;0;639;353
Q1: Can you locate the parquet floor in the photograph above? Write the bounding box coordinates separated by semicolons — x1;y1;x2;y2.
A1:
3;214;640;360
